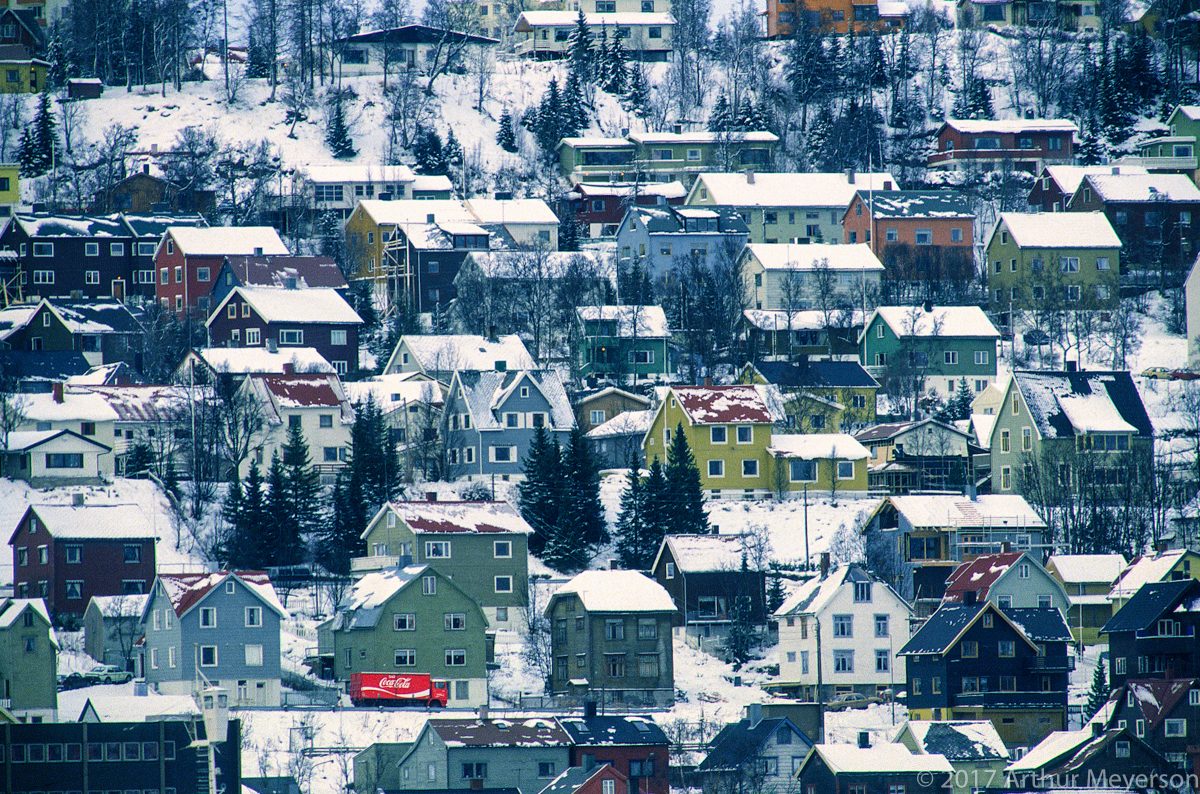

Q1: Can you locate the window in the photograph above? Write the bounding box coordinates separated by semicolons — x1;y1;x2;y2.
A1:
999;675;1016;691
491;445;514;463
951;227;964;242
589;410;605;425
874;614;889;637
445;613;466;630
445;649;466;666
875;649;890;673
32;270;53;284
638;653;660;677
423;576;437;595
425;541;451;559
1000;429;1011;453
832;615;853;637
998;640;1015;657
837;461;855;480
1165;718;1187;737
1097;256;1110;270
606;654;626;677
974;350;989;365
279;329;303;345
494;575;513;593
961;640;979;658
245;644;264;666
637;618;658;639
789;459;816;482
65;580;82;599
245;606;262;627
605;619;625;640
200;607;217;628
199;646;218;667
395;649;416;666
246;328;261;345
914;229;933;245
854;581;872;602
944;350;958;365
736;426;753;444
708;459;724;478
331;329;348;346
832;650;854;672
711;426;727;444
1061;256;1080;273
65;544;82;564
37;546;47;564
742;459;759;477
1115;741;1130;759
394;613;416;631
494;540;512;558
45;453;83;469
32;242;53;257
1038;594;1052;608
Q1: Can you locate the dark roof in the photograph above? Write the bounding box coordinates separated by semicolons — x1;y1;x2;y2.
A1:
1004;607;1072;642
0;9;46;48
631;206;749;235
0;43;46;63
855;418;968;444
241;778;302;794
557;715;669;746
1013;370;1154;439
341;24;498;46
121;213;208;237
899;602;987;655
428;718;571;747
911;722;1007;761
1119;679;1197;728
1102;579;1200;634
752;360;879;390
698;718;812;772
13;214;131;238
538;765;621;794
855;190;974;219
50;299;143;335
0;350;91;383
222;255;348;290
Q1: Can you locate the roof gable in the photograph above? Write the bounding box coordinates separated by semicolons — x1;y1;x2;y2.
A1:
152;570;287;620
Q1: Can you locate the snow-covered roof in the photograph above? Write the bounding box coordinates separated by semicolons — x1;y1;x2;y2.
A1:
11;214;129;238
1175;105;1200;121
211;286;362;326
344;375;444;413
572;181;687;199
776;566;849;616
515;10;677;26
429;717;572;748
744;243;884;272
690;171;896;208
900;721;1009;762
1057;393;1137;433
391;333;536;374
189;346;335;375
1047;554;1128;585
22;390;120;423
859;190;973;219
4;429;108;453
463;250;612;282
888;494;1047;529
81;694;200;722
354;199;476;229
302;164;416;184
1044;165;1146;196
552;570;676;614
340;566;428;614
577;305;670;338
969;413;996;448
375;500;534;537
453;369;574;430
411;175;455;192
89;593;150;618
629;130;777;144
585;409;653;439
167;226;289;257
464;198;559;225
75;385;191;423
1012;370;1152;440
670;385;784;425
0;598;50;630
872;305;1000;339
155;571;287;619
247;373;353;424
559;137;635;149
1005;729;1097;773
768;433;869;460
1082;172;1200;203
0;303;38;340
662;533;751;573
998;211;1121;249
20;504;159;541
741;308;865;331
1109;550;1190;600
810;742;953;774
943;118;1077;134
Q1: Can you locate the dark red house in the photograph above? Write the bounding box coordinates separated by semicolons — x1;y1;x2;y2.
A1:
154;226;288;316
566;182;687;238
210;254;347;308
10;502;158;622
206;285;363;376
558;709;670;794
538;763;630;794
928;119;1076;173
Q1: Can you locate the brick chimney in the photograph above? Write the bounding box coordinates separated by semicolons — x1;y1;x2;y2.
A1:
52;382;64;404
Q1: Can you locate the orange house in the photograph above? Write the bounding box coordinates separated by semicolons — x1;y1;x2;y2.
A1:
842;191;976;287
765;0;907;38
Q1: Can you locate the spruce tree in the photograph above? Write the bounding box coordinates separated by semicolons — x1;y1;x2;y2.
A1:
596;27;613;91
531;78;565;155
281;422;324;540
497;107;518;153
562;425;607;549
709;93;732;132
559;215;580;252
125;441;155;478
19;91;57;177
623;65;649;118
321;465;368;575
615;460;654;569
325;93;356;159
562;70;588;135
239;463;270;568
766;563;786;612
1086;662;1110;720
567;9;595;84
45;33;67;90
247;29;271;79
413;128;448;175
265;452;305;566
219;473;245;568
643;457;670;540
606;36;629;95
518;426;563;556
723;588;756;667
665;423;709;534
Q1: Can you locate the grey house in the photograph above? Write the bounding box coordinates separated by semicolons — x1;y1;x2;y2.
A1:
141;571;287;707
0;598;58;722
442;370;574;481
83;593;147;670
697;705;814;794
615;205;749;279
391;717;571;791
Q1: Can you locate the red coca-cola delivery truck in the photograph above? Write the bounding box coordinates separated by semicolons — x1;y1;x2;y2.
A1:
348;673;449;707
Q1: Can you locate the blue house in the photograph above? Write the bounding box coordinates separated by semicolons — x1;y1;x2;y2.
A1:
615;205;748;279
141;571;287;707
442;370;573;481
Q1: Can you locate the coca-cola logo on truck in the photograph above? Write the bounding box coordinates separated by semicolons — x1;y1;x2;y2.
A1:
378;676;413;689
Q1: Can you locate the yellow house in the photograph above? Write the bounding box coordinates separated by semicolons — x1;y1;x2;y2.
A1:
642;384;869;498
1108;549;1200;612
0;163;19;216
0;54;48;94
1046;553;1127;646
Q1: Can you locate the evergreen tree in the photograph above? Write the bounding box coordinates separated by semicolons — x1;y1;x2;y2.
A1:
321;464;368;574
606;35;629;95
45;33;67;89
665;423;709;534
413;128;449;175
723;583;756;667
766;563;786;612
614;460;655;569
238;463;270;568
324;93;356;159
936;378;975;423
218;472;245;568
643;457;670;540
497;107;518;153
559;215;580;252
623;65;649;118
518;426;563;556
18;91;57;177
562;69;589;135
246;29;271;79
805;105;834;170
444;129;464;180
1086;661;1109;720
1076;112;1106;166
595;26;613;90
562;425;607;548
709;93;732;132
529;78;566;155
567;9;595;84
125;441;155;478
868;31;888;88
281;422;324;540
264;453;305;566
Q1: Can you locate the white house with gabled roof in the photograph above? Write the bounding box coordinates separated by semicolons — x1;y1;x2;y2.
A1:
739;243;885;311
383;333;537;380
238;373;354;481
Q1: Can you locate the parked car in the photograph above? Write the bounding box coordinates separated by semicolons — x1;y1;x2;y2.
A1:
1171;369;1200;381
85;664;133;684
825;692;880;711
56;672;87;691
1141;366;1173;379
1024;329;1051;346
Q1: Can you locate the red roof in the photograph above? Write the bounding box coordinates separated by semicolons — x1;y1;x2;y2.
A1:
258;374;342;407
673;385;774;425
386;500;533;535
157;570;279;616
1123;679;1196;728
943;552;1023;602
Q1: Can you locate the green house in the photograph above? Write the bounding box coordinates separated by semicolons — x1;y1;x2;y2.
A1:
317;565;491;707
738;360;880;431
0;598;57;722
985;212;1122;319
557;131;779;187
1130;104;1200;176
355;500;531;632
576;305;672;382
860;305;1000;404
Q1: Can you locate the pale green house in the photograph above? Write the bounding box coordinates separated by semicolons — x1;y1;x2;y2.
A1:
558;131;780;187
0;599;58;722
1128;104;1200;177
317;566;491;707
985;211;1122;319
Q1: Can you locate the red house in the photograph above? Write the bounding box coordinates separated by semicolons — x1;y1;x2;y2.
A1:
928;119;1077;173
539;763;631;794
206;286;363;376
10;502;158;621
154;226;289;316
558;710;670;794
566;182;687;238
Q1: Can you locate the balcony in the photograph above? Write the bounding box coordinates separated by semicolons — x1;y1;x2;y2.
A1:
1123;154;1199;171
927;148;1071;168
1027;655;1076;672
953;690;1066;709
350;555;400;573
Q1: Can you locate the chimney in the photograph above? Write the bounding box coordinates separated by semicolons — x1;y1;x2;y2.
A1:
487;324;498;343
142;163;150;175
1112;166;1121;175
281;363;293;375
746;170;756;184
426;213;436;224
52;382;64;404
963;590;978;605
1001;541;1011;553
703;376;713;387
966;482;978;501
923;299;934;313
584;700;598;718
150;143;158;153
672;123;683;134
845;168;856;185
425;491;438;502
494;191;514;200
1091;721;1104;737
478;705;489;721
609;559;620;570
266;338;278;353
1065;359;1078;373
819;552;830;579
72;492;85;507
857;731;870;749
253;247;264;256
883;180;893;190
747;702;763;728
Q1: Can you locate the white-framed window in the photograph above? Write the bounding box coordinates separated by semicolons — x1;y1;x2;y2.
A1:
445;648;466;666
246;328;261;345
200;607;217;628
394;613;416;631
494;575;513;593
150;647;159;669
245;644;264;666
425;541;451;559
975;350;989;365
742;459;759;477
168;646;176;668
837;461;855;480
245;606;262;627
665;562;676;579
110;243;125;257
199;645;218;667
736;426;753;444
331;329;348;346
32;270;53;284
494;540;512;558
708;459;724;477
84;242;99;257
1165;718;1187;737
445;612;467;630
789;459;816;482
279;329;303;345
944;351;958;365
32;242;53;257
710;426;727;444
1061;256;1080;273
589;410;605;425
395;649;416;666
1096;256;1110;270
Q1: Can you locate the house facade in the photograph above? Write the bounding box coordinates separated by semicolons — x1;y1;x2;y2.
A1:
383;333;536;380
696;707;814;794
1027;164;1147;213
738;360;879;431
391;718;571;791
854;419;981;495
893;720;1008;794
928;119;1077;173
576;305;672;382
557;131;778;188
354;500;531;632
614;204;748;279
564;181;686;239
141;571;286;707
238;373;354;481
574;387;651;433
317;566;490;707
650;534;767;646
546;570;676;707
795;742;952;794
209;254;347;308
740;243;885;312
1045;553;1127;645
154;226;289;315
943;551;1070;614
0;215;137;301
559;711;671;794
82;593;147;670
513;1;675;62
1103;579;1200;688
0;598;57;721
